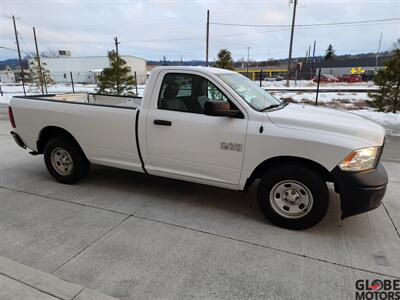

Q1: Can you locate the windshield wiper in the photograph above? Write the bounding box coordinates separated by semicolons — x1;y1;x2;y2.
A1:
260;101;288;112
260;103;281;112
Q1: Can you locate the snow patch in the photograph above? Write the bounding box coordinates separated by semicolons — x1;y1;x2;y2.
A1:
0;83;145;104
350;109;400;128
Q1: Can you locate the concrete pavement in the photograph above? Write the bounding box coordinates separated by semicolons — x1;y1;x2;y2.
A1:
0;111;399;299
0;256;117;300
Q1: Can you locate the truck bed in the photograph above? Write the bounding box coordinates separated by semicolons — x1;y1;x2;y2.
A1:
10;93;144;173
14;93;142;109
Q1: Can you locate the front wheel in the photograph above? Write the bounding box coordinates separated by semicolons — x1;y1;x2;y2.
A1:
257;164;329;230
44;137;89;184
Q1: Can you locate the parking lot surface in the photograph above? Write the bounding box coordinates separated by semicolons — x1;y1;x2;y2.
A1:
0;110;399;299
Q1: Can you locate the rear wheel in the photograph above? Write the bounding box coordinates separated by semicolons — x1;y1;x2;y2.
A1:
44;137;89;184
257;164;329;230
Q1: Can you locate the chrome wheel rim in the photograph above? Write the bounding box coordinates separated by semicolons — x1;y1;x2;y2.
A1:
50;147;73;176
269;180;313;219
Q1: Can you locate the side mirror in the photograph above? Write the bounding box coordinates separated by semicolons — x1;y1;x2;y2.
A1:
204;101;243;118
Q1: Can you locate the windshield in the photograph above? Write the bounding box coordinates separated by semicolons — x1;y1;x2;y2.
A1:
217;73;282;111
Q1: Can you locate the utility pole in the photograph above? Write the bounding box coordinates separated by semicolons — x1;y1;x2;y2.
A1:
70;72;75;93
375;32;383;72
33;27;44;94
286;0;298;87
205;10;210;67
113;36;120;55
306;44;311;63
311;40;316;79
12;15;26;96
246;46;250;77
134;71;138;95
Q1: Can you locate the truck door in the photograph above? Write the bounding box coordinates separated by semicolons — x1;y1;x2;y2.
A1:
144;71;248;188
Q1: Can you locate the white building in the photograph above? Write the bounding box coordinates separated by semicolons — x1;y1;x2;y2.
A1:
33;54;147;84
0;66;16;83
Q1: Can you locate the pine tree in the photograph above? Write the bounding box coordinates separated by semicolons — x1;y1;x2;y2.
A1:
324;44;335;61
368;49;400;113
367;69;387;111
96;50;136;96
214;49;235;70
29;56;53;93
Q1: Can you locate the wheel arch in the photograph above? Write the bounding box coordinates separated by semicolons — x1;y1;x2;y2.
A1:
36;126;85;156
243;156;333;192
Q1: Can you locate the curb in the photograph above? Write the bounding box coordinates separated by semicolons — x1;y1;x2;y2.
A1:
0;256;118;300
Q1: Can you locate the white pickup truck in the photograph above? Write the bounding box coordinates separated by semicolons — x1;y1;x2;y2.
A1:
9;66;388;229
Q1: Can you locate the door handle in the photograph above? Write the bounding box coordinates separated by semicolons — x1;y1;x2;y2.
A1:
153;119;172;126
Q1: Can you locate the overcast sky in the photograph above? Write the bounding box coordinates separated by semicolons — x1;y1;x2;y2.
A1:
1;0;399;62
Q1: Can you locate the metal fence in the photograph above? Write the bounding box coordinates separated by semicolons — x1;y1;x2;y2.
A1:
1;68;378;106
44;71;147;85
0;70;147;97
247;69;376;86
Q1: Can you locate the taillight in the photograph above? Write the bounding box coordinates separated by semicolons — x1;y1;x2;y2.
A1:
8;106;16;128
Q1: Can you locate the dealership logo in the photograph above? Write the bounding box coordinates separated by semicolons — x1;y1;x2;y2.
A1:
355;279;400;300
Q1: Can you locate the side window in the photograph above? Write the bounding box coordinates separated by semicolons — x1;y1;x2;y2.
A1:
158;73;233;114
158;74;192;113
207;82;228;102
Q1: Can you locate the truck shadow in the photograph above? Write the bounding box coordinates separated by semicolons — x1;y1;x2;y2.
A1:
82;164;343;234
0;158;348;234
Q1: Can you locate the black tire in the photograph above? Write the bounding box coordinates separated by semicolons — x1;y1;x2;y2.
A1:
44;137;89;184
257;164;329;230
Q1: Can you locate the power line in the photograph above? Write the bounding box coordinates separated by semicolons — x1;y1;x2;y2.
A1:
0;46;31;54
135;27;289;44
18;32;35;54
210;17;400;28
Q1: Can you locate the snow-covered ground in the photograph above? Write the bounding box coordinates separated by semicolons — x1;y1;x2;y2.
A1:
350;110;400;135
263;80;399;132
1;82;399;131
266;80;375;109
0;83;145;104
271;91;369;106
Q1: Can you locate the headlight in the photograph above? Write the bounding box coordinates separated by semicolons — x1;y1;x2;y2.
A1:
339;147;380;172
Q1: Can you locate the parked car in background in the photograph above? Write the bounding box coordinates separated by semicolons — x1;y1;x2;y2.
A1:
312;74;339;83
264;75;284;82
339;74;363;83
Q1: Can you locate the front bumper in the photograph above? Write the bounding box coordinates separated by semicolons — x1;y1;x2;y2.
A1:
331;163;388;219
